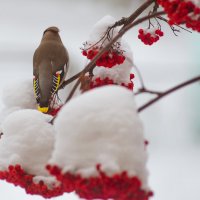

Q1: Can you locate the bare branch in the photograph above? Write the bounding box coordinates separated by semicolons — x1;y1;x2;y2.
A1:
134;88;162;96
59;72;82;89
138;76;200;112
133;64;145;89
122;0;155;27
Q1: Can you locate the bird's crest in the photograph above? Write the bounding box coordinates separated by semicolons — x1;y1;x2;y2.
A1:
43;27;60;35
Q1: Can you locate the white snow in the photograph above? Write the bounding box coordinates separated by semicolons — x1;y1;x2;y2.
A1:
2;79;36;109
49;86;149;189
84;15;134;85
0;107;21;124
88;15;120;46
0;109;55;181
0;79;37;124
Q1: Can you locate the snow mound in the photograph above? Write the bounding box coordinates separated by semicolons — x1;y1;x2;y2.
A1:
0;109;64;198
0;109;54;176
49;86;149;189
2;79;36;109
0;107;21;124
89;15;120;45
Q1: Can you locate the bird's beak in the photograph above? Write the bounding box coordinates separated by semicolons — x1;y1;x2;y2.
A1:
38;106;49;113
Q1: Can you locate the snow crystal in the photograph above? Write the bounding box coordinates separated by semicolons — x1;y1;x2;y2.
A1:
49;86;149;189
0;109;54;178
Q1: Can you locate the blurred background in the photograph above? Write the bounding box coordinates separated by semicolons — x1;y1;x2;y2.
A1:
0;0;200;200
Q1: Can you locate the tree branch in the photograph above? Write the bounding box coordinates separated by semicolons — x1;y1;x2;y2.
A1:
60;72;82;89
122;0;155;27
138;76;200;112
134;88;162;96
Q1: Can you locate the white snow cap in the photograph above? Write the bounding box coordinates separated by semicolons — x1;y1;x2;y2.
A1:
92;40;133;85
50;86;149;189
2;79;36;109
88;15;120;45
0;109;54;179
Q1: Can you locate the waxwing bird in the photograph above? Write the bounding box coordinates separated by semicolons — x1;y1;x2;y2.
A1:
33;27;69;113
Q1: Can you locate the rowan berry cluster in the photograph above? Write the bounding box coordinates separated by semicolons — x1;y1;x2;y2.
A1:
0;165;63;198
138;28;164;45
82;48;126;68
157;0;200;32
47;164;153;200
90;74;134;91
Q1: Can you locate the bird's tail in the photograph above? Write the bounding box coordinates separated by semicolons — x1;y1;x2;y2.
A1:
37;60;53;113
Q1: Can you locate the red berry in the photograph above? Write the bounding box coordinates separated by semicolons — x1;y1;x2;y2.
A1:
82;50;87;56
139;29;144;34
130;73;135;80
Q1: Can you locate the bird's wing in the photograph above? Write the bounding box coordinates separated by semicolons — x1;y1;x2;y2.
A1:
51;62;68;95
51;47;69;95
33;74;40;104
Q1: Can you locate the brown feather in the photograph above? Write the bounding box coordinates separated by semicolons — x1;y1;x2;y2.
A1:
33;27;69;109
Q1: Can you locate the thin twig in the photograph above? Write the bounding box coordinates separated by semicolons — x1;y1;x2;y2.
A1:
157;16;192;33
134;88;162;96
123;0;155;27
153;1;159;13
60;72;82;89
122;11;165;33
138;76;200;112
65;78;81;103
133;64;145;89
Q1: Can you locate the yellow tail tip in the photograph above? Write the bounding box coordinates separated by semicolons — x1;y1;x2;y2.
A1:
38;106;49;113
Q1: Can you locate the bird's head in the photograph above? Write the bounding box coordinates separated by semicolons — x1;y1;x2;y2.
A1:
42;26;61;42
43;26;60;35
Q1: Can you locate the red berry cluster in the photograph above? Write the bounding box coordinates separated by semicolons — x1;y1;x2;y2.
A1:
48;106;62;116
157;0;200;32
47;164;153;200
90;74;135;91
138;29;164;45
82;49;126;68
0;165;64;198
